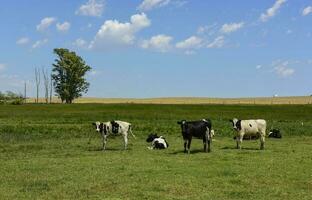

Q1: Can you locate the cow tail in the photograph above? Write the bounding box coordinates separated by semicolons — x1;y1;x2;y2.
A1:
128;125;136;139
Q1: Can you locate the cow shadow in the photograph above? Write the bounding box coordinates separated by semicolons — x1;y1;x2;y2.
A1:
221;146;259;150
170;149;209;155
87;147;127;152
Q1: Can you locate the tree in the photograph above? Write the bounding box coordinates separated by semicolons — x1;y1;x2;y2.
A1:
35;68;41;103
42;68;49;104
51;48;91;104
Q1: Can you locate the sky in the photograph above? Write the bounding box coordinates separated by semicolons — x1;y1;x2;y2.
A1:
0;0;312;98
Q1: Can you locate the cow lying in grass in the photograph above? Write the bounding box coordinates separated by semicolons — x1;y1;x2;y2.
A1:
229;118;267;150
269;129;282;138
146;133;169;150
177;119;212;154
92;120;135;150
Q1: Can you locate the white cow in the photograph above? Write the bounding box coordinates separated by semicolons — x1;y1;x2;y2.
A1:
229;118;267;150
92;120;135;150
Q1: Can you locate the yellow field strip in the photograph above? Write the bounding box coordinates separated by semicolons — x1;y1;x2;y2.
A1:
26;96;312;105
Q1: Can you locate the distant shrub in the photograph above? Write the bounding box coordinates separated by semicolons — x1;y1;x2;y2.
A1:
0;91;24;105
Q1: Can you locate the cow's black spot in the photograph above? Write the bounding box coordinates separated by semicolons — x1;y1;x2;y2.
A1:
111;121;119;134
249;124;252;127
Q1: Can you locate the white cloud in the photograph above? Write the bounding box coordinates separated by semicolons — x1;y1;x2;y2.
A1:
138;0;170;11
16;37;30;45
36;17;56;32
260;0;286;22
73;38;88;49
56;21;71;32
176;36;203;49
32;39;48;49
89;13;151;50
256;65;262;69
0;63;6;72
197;23;218;35
220;22;244;34
207;36;225;48
273;60;295;78
302;6;312;16
76;0;104;17
141;34;173;52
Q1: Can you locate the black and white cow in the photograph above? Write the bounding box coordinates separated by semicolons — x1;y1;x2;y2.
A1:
268;129;282;138
229;118;267;150
177;119;212;154
146;133;169;149
92;120;135;150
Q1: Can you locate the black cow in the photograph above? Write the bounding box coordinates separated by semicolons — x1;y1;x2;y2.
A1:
146;133;169;149
269;129;282;138
177;119;212;154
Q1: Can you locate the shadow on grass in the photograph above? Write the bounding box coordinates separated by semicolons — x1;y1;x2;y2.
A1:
87;147;129;152
170;149;209;155
221;146;260;150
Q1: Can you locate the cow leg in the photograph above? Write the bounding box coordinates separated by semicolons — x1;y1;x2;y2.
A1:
204;132;210;153
123;136;128;150
260;134;265;150
187;138;192;154
236;135;243;150
184;139;187;153
102;134;107;151
207;137;211;153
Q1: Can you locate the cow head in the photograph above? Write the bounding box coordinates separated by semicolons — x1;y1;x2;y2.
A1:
92;121;101;132
146;133;158;142
177;120;188;133
229;118;241;131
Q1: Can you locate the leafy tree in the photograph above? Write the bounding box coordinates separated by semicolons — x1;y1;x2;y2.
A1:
52;48;91;104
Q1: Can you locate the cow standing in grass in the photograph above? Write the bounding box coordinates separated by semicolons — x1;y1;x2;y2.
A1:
229;118;267;150
92;120;135;150
177;119;212;154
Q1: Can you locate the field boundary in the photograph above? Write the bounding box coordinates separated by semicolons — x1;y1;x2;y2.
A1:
25;96;312;105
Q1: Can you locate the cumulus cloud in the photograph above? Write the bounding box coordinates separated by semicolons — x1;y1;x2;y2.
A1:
260;0;286;22
16;37;30;45
302;6;312;16
89;13;151;50
138;0;170;11
141;34;173;52
56;21;71;32
76;0;104;17
220;22;244;34
207;36;225;48
176;36;203;49
32;39;48;49
273;60;295;78
73;38;88;49
36;17;56;32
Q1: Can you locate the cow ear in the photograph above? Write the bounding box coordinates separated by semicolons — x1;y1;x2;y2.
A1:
177;121;181;124
92;122;96;126
229;119;233;122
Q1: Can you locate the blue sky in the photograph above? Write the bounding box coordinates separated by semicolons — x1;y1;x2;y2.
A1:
0;0;311;98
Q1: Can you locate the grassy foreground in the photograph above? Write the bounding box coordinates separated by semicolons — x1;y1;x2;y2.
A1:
0;104;312;199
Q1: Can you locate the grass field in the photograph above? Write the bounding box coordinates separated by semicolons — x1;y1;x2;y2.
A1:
1;104;312;199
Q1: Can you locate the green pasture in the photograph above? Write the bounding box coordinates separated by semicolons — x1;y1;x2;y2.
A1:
0;104;311;199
